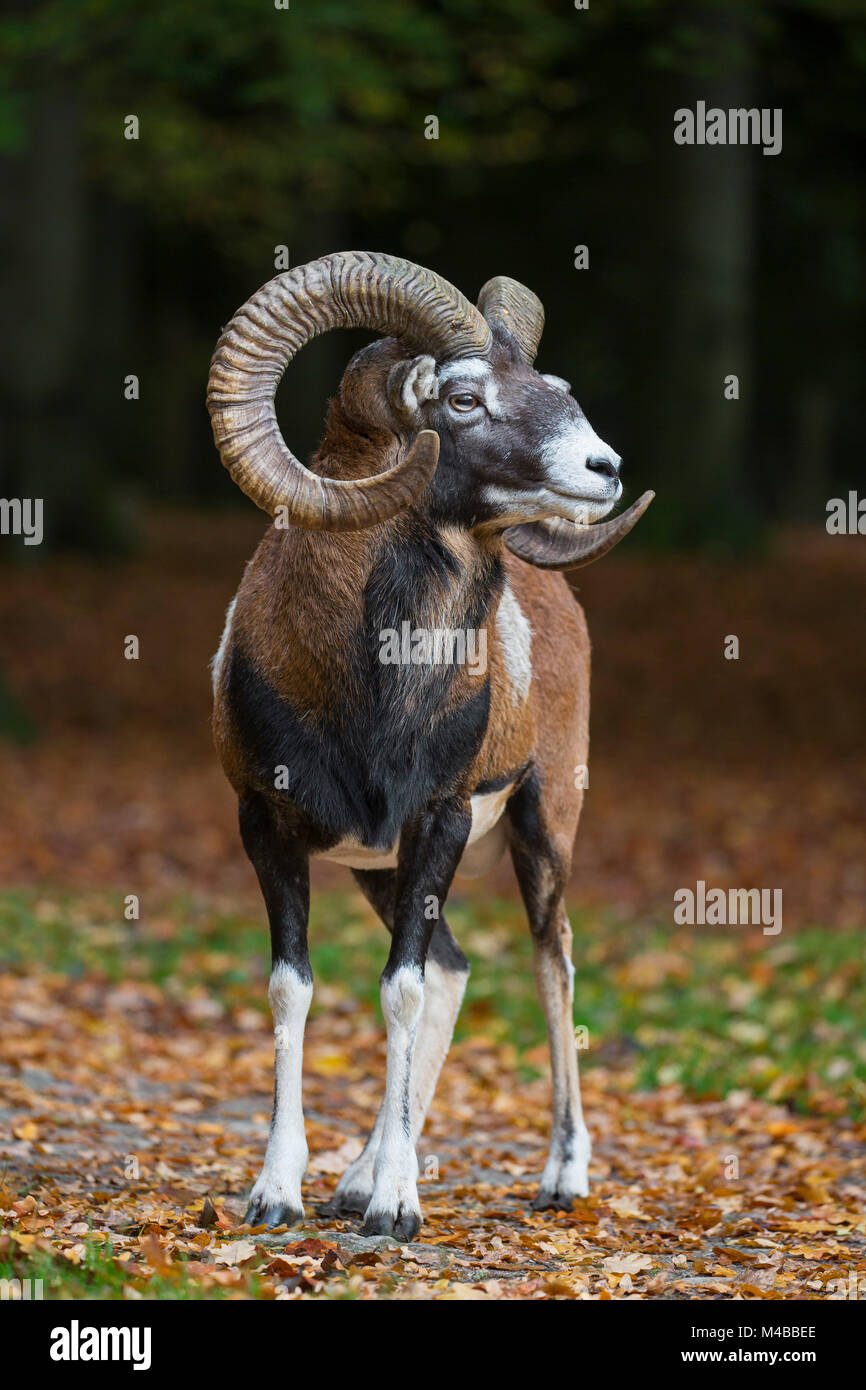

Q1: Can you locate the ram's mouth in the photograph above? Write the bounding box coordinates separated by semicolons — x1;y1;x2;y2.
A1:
546;489;620;527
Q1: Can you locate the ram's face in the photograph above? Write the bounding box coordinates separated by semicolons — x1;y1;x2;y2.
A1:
384;336;622;531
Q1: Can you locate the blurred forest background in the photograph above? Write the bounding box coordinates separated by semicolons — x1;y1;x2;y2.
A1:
0;0;864;554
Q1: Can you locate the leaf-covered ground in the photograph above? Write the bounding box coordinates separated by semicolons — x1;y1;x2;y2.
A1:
1;514;864;1298
1;890;865;1300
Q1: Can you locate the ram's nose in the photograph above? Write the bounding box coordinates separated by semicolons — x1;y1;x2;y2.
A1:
586;453;622;481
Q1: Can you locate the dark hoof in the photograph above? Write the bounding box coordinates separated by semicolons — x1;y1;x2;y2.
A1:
531;1189;576;1213
361;1205;422;1242
318;1191;369;1219
244;1196;304;1229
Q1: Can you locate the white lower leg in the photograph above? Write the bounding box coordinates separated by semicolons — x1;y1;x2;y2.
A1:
247;961;313;1222
534;920;591;1203
361;966;425;1236
410;958;468;1132
332;958;466;1207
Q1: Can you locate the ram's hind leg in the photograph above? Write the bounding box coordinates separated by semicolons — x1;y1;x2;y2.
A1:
239;795;313;1228
507;772;591;1209
322;865;469;1221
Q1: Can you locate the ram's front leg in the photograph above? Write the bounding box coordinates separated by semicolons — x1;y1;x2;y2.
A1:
321;899;469;1220
361;797;470;1241
239;796;313;1228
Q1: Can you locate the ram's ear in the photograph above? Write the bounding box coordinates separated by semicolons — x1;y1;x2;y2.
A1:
387;355;439;420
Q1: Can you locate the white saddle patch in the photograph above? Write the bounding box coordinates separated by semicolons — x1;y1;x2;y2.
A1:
210;595;237;693
496;584;532;705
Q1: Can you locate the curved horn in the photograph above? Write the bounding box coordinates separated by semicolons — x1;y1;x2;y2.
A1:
504;491;655;570
477;275;545;363
208;251;491;528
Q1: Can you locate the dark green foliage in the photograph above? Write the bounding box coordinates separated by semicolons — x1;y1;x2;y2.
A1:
0;0;863;548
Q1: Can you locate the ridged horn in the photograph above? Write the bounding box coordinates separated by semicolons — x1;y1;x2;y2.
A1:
207;251;491;527
477;275;545;363
504;491;655;570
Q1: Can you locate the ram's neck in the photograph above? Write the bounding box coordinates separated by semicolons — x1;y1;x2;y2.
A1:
233;509;503;717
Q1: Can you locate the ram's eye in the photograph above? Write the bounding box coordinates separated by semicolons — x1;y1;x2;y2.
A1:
448;392;480;413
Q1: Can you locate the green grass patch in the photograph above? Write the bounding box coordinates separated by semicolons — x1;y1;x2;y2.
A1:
1;888;864;1117
0;1238;236;1301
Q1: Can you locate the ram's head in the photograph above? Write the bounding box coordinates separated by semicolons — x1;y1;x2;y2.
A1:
207;251;653;569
